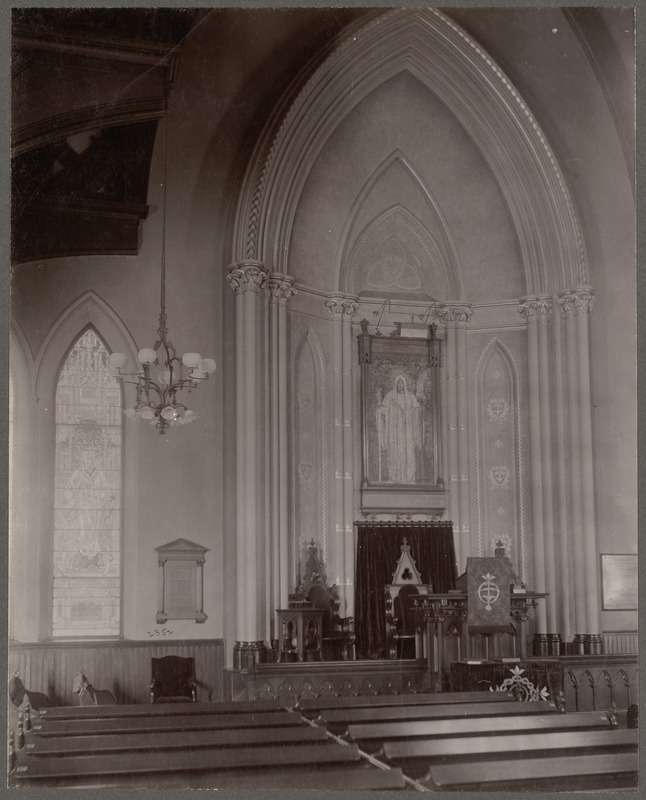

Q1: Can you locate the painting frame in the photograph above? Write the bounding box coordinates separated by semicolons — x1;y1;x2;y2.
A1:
358;320;445;513
600;553;637;611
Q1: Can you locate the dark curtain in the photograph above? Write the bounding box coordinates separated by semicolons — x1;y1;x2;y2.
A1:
355;522;457;659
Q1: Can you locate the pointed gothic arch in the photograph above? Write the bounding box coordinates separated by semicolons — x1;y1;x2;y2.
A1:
20;291;140;640
233;8;586;294
337;150;463;299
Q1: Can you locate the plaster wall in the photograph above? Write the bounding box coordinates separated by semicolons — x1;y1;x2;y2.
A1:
289;70;523;301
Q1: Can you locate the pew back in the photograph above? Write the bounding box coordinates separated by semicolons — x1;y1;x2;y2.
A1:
381;728;638;778
347;710;616;747
425;752;638;792
32;710;302;737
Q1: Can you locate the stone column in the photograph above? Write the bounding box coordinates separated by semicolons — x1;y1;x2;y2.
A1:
326;295;358;614
558;287;601;650
325;297;346;610
267;275;296;633
518;295;559;637
517;297;548;634
437;304;472;572
341;297;358;616
455;305;473;572
228;260;270;668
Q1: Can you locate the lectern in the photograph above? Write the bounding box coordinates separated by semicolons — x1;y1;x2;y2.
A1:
413;557;546;691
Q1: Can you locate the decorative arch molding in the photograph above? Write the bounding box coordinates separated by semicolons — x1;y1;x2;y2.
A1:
338;149;463;299
35;291;139;401
474;337;526;581
233;8;587;294
291;326;329;586
10;319;34;397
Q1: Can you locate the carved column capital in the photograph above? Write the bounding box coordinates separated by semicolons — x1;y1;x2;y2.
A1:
325;295;359;318
518;295;553;323
437;303;473;325
557;286;595;318
227;260;270;295
267;274;297;305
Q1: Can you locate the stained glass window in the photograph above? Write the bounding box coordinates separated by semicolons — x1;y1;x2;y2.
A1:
53;328;122;637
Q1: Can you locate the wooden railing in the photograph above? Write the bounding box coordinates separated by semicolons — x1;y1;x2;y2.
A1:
8;639;226;705
561;655;638;712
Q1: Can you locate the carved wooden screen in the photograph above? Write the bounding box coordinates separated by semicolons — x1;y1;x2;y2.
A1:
53;328;122;637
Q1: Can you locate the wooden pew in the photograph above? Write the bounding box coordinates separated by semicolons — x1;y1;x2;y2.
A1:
318;699;557;734
424;751;639;792
347;710;617;751
380;728;638;779
296;689;514;716
23;723;329;756
31;709;302;737
12;741;363;786
180;764;406;792
37;700;284;721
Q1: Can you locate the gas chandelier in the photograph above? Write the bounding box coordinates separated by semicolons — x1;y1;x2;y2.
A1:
108;115;215;434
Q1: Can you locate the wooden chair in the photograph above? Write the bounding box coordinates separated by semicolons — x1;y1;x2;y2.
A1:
293;540;356;661
72;670;116;706
8;672;51;711
385;539;432;659
150;656;197;703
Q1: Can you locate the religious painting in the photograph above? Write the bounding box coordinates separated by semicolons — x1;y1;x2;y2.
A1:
358;322;444;513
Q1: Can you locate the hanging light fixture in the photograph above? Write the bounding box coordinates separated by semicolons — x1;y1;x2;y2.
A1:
108;113;215;434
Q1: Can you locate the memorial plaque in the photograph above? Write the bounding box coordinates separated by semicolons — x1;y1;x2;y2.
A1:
155;538;209;623
165;561;197;618
601;554;637;610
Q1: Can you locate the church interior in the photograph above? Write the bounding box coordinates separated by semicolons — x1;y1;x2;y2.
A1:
8;5;637;791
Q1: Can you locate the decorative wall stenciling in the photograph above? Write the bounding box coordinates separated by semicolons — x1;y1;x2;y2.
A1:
292;328;328;586
53;327;122;637
475;338;525;580
366;236;421;292
344;200;458;301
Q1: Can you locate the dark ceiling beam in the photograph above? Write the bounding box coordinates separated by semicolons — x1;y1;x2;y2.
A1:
12;25;178;66
12;99;165;157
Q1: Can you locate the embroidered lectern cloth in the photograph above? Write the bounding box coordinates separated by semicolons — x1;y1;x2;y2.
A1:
466;556;513;632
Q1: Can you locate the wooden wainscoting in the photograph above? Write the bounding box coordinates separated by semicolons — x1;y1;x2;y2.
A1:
8;639;226;706
602;631;638;655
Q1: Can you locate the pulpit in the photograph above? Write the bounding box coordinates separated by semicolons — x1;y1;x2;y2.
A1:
413;557;547;691
276;607;324;662
286;541;355;661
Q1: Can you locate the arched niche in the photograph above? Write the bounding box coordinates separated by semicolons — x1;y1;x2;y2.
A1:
474;337;527;582
291;327;329;586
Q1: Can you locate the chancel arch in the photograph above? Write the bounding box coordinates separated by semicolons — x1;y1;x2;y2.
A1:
233;8;587;295
225;7;604;659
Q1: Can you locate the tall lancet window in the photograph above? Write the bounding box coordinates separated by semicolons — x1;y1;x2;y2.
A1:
53;328;122;637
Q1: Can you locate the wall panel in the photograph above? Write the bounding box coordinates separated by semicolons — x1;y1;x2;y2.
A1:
8;639;225;705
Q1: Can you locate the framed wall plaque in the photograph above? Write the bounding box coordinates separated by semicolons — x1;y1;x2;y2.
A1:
601;554;637;611
358;321;445;513
155;538;209;623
